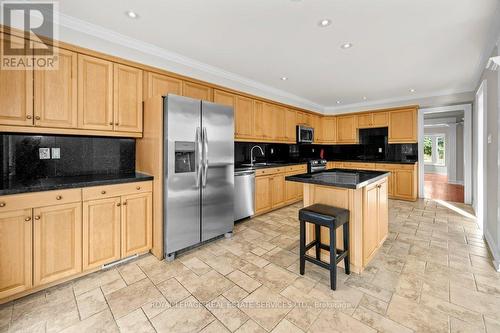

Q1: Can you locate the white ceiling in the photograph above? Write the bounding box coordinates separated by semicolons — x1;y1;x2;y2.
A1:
56;0;499;111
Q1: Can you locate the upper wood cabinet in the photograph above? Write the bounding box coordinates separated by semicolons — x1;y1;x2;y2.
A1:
263;103;278;140
311;115;323;143
336;115;358;144
113;64;143;133
144;72;182;98
33;202;82;286
253;101;266;140
121;192;152;257
34;48;77;128
182;81;213;101
0;209;32;299
322;117;337;143
272;105;286;141
0;33;33;126
356;112;388;129
77;54;114;131
284;108;296;142
296;111;312;126
82;197;121;270
388;108;417;143
235;95;254;139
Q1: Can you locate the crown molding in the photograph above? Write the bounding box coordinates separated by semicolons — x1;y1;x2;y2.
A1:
56;13;324;112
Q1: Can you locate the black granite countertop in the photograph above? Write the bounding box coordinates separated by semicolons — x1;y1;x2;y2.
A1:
0;172;154;196
285;169;390;189
329;159;417;165
235;162;306;172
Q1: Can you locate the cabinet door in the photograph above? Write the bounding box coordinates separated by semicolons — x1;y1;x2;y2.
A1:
388;109;417;143
372;112;388;127
182;81;213;101
284;108;296;142
312;115;323;143
272;105;286;141
356;114;372;128
34;48;77;128
336;115;357;143
0;33;33;126
121;192;152;257
378;181;389;244
253;101;265;139
296;111;312;126
33;202;82;286
144;72;182;98
394;169;414;199
255;176;272;214
271;174;285;207
78;54;113;130
322;117;337;143
284;173;297;203
82;197;121;270
0;209;32;299
113;64;143;133
262;103;275;139
235;95;254;138
363;184;379;264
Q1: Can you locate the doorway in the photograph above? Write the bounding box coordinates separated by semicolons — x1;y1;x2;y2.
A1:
418;104;472;204
474;81;487;230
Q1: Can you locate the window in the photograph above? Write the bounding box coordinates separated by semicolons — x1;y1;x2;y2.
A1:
424;134;446;166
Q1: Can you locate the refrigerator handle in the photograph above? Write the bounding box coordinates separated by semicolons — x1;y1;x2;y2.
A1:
202;127;209;188
195;127;202;188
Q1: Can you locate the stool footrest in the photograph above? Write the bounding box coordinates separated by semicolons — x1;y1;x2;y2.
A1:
304;249;348;266
304;240;331;252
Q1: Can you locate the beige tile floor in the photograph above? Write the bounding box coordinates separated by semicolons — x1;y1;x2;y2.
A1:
1;199;500;333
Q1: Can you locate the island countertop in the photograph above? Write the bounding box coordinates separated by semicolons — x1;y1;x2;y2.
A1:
285;169;390;189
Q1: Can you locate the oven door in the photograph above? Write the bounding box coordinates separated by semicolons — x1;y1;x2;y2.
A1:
297;126;314;143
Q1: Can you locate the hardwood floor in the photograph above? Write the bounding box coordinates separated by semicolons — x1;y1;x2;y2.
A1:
424;173;464;203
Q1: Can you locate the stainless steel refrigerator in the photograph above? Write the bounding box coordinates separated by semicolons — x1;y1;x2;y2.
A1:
163;94;234;259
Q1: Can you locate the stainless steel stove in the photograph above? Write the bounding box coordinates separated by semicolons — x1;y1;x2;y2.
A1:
307;159;327;173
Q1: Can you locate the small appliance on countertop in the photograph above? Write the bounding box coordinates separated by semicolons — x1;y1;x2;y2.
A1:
307;159;327;173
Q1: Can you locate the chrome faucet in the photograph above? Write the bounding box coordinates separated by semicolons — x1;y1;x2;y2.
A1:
250;145;264;166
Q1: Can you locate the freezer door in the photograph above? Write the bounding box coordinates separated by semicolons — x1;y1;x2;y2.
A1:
164;95;202;255
201;101;234;241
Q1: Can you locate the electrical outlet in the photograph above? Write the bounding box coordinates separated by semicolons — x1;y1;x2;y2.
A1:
39;148;50;160
378;147;383;153
51;148;60;159
270;148;274;154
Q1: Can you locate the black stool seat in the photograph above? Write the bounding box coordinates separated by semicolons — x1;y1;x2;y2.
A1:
298;204;350;290
299;204;349;228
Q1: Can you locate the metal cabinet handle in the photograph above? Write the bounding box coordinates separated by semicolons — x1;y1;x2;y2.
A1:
123;201;127;206
101;190;106;194
109;122;113;125
26;115;32;119
115;122;119;126
117;203;121;207
34;216;40;220
56;195;62;200
35;116;41;120
202;127;208;188
0;202;5;207
25;216;31;222
136;186;141;190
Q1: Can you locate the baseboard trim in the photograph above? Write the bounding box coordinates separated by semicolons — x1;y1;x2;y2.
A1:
484;228;500;272
447;180;464;185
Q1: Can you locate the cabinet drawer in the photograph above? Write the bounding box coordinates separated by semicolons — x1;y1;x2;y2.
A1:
375;163;397;171
255;167;283;176
285;164;307;173
343;162;376;170
82;181;152;201
0;188;82;212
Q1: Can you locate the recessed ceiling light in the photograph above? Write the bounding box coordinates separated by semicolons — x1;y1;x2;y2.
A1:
280;77;288;81
341;43;353;49
318;19;332;27
409;88;416;93
336;100;342;104
362;96;367;100
126;11;138;19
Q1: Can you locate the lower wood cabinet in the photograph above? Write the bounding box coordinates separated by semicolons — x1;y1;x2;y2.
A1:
0;180;152;302
271;174;285;208
33;202;82;286
255;176;273;215
363;179;388;264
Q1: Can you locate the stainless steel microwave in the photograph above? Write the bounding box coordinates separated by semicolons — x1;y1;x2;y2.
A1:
296;125;314;143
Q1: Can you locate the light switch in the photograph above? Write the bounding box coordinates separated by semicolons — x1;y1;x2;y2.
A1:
378;147;383;153
488;134;492;144
51;148;60;159
39;148;50;160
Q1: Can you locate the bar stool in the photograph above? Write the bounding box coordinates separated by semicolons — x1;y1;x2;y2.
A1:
298;204;350;290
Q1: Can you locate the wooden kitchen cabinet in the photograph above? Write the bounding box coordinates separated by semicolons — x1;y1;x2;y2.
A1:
78;54;114;131
0;209;32;299
0;33;33;126
34;48;77;128
255;176;272;214
235;96;255;139
312;115;323;143
121;192;152;257
296;111;312;126
284;108;296;142
322;117;337;143
182;81;213;101
272;105;286;141
82;197;121;270
113;64;143;133
394;168;417;200
33;202;82;286
144;72;182;98
271;174;285;208
388;108;417;143
252;101;266;140
263;103;277;140
363;179;388;264
356;112;388;129
336;115;358;144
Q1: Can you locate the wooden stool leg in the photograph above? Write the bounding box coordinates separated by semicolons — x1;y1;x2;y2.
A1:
329;226;337;290
299;219;305;275
314;224;321;260
343;222;350;275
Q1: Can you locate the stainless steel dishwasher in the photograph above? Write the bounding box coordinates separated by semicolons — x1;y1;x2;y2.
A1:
234;170;255;220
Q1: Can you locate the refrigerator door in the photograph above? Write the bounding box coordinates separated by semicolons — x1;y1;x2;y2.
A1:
164;95;202;255
201;101;234;241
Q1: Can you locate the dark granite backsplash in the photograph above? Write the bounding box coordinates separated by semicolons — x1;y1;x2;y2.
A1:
0;134;135;180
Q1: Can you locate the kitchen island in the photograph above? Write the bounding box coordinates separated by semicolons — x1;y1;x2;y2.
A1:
286;169;390;273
